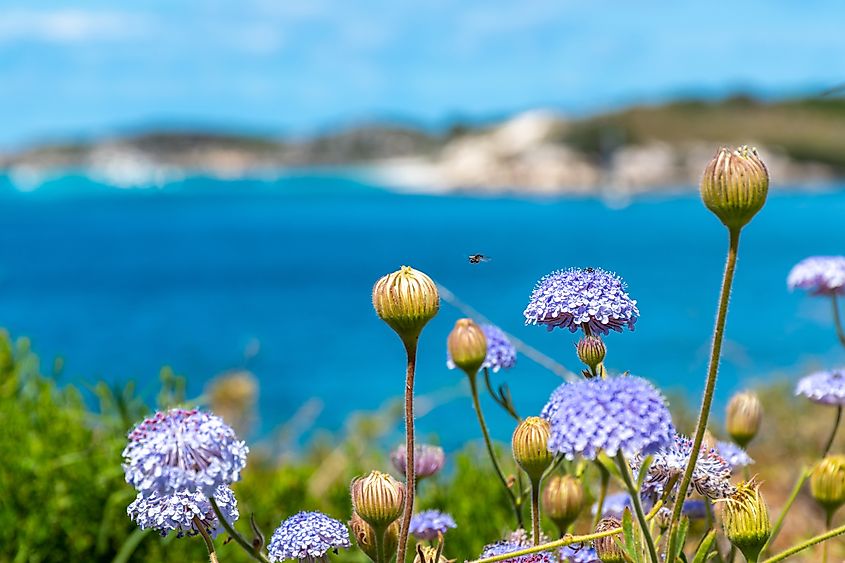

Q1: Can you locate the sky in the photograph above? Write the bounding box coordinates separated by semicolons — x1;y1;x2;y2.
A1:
1;0;844;148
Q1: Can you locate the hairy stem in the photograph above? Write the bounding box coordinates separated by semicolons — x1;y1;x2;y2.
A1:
761;522;845;563
530;480;541;546
668;227;741;557
193;516;219;563
822;406;842;458
468;370;524;528
471;500;665;563
211;496;270;563
832;294;845;348
616;452;659;563
396;339;418;563
822;511;833;563
374;526;386;563
592;463;610;530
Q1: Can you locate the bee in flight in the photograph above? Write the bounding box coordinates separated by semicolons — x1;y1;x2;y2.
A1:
468;254;492;264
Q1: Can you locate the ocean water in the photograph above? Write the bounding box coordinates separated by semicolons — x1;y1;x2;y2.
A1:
0;173;843;450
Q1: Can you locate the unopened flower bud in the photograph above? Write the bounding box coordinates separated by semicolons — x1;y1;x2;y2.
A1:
391;444;445;481
512;417;553;482
350;470;406;530
721;481;771;563
654;507;671;532
576;336;606;375
542;475;584;532
447;318;487;376
373;266;439;345
726;391;762;448
700;146;769;231
350;512;399;563
810;455;845;517
594;516;625;563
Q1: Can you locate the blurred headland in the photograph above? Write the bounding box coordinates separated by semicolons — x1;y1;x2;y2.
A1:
3;94;844;197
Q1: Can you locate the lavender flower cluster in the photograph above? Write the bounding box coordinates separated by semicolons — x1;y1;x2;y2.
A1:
268;511;351;563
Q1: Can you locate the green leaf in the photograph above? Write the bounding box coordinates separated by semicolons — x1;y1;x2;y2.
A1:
636;455;654;490
668;517;690;563
691;530;717;563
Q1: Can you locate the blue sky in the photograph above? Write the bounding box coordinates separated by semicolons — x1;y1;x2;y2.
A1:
1;0;844;148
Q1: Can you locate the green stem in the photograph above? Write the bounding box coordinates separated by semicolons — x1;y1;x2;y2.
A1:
374;525;386;563
822;406;842;458
530;479;541;546
397;339;418;563
761;522;845;563
471;500;664;563
832;294;845;348
468;370;524;528
616;452;660;563
592;463;610;530
822;511;833;563
193;516;219;563
668;227;741;558
761;467;810;555
211;497;270;563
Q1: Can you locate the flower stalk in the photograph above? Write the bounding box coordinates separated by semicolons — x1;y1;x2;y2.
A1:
397;340;418;563
211;497;270;563
193;516;219;563
615;452;659;563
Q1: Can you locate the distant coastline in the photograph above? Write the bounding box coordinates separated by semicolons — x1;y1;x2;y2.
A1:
3;95;845;196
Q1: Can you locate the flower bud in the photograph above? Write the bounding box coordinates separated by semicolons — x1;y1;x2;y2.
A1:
512;417;554;482
391;444;445;481
594;516;625;563
447;318;487;376
700;146;769;231
576;336;606;375
414;545;449;563
373;266;439;345
542;475;584;532
350;512;400;563
350;470;406;530
810;455;845;517
721;481;771;563
726;391;762;448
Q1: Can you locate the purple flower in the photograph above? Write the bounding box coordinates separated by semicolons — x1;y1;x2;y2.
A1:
390;444;445;480
560;545;601;563
127;485;238;539
523;268;638;335
682;499;710;520
268;511;351;563
408;510;456;541
787;256;845;296
480;541;553;563
632;434;735;500
716;441;754;471
542;376;675;460
481;324;517;371
796;368;845;406
123;408;248;497
590;492;632;518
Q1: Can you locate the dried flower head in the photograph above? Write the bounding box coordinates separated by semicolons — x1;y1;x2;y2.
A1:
447;318;487;375
126;485;238;538
542;475;584;532
268;511;351;563
390;444;445;481
796;368;845;406
542;376;674;460
787;256;845;296
524;268;638;335
373;266;439;344
810;455;845;516
350;470;405;530
726;390;762;448
633;433;736;500
512;417;554;481
349;512;398;563
122;408;248;497
408;509;456;541
720;481;771;563
700;146;768;231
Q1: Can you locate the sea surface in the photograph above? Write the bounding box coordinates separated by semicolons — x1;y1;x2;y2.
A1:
1;173;844;451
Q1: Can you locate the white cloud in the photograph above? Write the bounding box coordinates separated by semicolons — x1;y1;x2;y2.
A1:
0;9;151;44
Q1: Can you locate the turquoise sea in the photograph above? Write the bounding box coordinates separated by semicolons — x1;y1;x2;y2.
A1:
1;173;843;450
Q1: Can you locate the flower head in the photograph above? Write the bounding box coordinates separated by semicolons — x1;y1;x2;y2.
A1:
682;499;710;520
127;485;238;539
122;408;248;497
390;444;445;480
408;510;456;541
350;470;405;530
810;455;845;516
726;391;762;448
480;541;553;563
591;492;632;519
787;256;845;296
512;417;554;481
796;368;845;406
699;145;769;231
716;441;754;471
559;545;600;563
523;268;638;335
633;433;735;500
447;318;487;375
721;481;771;563
268;511;351;563
593;517;625;563
480;324;517;371
543;475;584;531
373;266;440;344
542;376;674;460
